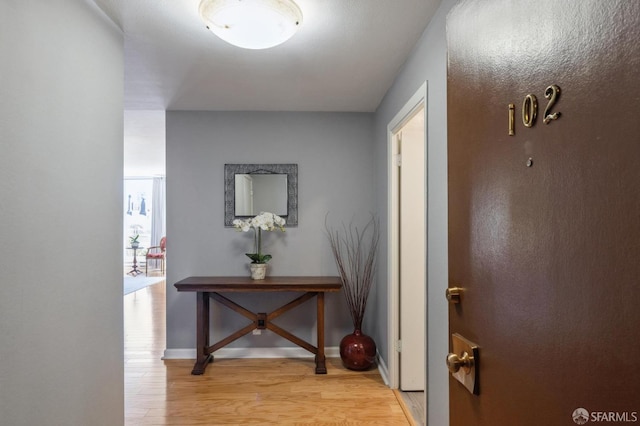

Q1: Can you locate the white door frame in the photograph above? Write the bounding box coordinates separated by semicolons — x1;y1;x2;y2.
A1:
387;82;428;389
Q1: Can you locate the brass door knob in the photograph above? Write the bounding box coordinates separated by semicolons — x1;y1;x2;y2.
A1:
446;351;474;374
447;334;479;395
445;287;462;303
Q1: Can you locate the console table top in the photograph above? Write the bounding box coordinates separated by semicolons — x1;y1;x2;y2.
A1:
174;276;343;292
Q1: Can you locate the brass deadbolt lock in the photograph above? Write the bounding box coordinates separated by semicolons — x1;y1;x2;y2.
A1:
445;287;462;304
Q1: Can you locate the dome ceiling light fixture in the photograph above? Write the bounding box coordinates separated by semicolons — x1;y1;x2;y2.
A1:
198;0;303;50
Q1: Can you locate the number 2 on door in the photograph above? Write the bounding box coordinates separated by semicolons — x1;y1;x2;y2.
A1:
508;84;561;135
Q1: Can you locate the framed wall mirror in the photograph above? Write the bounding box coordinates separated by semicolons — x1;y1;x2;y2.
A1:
224;164;298;227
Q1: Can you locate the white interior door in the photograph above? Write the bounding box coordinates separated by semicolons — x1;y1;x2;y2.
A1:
398;107;426;391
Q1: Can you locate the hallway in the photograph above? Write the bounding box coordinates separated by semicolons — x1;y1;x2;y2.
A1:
124;282;414;425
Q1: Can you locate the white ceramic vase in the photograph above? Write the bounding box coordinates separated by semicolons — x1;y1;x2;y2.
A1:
250;263;267;280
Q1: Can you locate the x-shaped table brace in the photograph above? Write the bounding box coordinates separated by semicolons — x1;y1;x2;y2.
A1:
192;291;327;375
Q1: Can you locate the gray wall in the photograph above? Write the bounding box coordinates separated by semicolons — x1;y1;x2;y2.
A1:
372;0;458;424
166;111;374;350
0;1;124;425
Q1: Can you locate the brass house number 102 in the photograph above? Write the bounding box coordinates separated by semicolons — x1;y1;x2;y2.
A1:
508;84;561;135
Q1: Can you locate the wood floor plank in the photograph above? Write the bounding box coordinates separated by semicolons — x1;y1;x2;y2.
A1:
124;278;411;425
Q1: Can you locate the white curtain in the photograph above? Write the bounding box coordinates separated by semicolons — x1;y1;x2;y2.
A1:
151;176;166;248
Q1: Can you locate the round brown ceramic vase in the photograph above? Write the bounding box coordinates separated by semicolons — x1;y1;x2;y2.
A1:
339;329;376;370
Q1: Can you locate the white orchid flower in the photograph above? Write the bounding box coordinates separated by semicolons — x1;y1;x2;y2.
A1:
233;212;286;264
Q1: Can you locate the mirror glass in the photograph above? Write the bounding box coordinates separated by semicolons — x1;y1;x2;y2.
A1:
224;164;298;226
234;174;288;216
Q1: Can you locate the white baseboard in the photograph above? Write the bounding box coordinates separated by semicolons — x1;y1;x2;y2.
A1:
162;348;196;360
376;350;390;386
163;346;340;360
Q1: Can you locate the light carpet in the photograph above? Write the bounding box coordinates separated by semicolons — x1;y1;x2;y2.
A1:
123;275;165;295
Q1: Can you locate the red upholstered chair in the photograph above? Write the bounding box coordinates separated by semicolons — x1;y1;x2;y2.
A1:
145;236;166;275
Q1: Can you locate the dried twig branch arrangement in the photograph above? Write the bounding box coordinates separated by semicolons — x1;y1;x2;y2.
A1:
325;215;380;331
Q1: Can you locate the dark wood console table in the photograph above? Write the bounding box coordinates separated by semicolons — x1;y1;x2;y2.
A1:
174;276;342;375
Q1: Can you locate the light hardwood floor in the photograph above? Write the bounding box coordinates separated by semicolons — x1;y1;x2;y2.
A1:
124;278;413;425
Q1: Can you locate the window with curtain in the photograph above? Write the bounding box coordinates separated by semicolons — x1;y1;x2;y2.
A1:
123;177;166;268
124;178;153;264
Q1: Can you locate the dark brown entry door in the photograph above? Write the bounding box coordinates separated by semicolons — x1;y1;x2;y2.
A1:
447;1;640;425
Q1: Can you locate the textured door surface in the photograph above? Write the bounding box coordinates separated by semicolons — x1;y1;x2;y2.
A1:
447;1;640;424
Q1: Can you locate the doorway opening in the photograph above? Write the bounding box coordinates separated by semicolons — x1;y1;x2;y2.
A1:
122;110;167;416
123;110;167;288
387;82;427;423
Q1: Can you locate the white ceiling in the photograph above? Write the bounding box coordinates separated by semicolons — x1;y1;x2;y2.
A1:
94;0;441;112
123;110;166;177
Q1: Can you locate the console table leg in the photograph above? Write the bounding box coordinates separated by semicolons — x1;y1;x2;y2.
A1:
192;354;213;375
192;291;212;375
315;292;327;374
